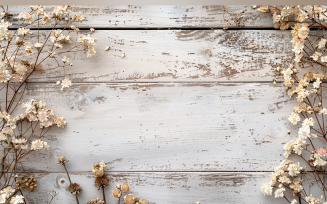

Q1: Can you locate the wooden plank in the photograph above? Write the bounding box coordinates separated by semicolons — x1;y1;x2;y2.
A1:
20;172;283;204
6;5;274;29
3;30;301;83
2;83;306;172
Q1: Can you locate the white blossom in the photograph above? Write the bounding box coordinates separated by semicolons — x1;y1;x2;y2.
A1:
261;182;273;195
10;195;24;204
318;38;327;49
288;112;300;125
274;187;285;198
31;139;49;151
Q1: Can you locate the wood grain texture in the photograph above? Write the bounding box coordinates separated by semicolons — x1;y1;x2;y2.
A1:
7;5;274;29
9;29;303;83
2;83;306;172
20;172;285;204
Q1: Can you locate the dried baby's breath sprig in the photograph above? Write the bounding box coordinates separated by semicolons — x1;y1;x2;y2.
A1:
43;190;58;204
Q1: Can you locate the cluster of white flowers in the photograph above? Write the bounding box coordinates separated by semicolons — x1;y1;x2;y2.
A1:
291;23;309;63
281;65;324;104
21;99;66;128
281;64;294;88
305;194;323;204
258;5;327;63
0;186;24;204
56;78;72;92
50;29;72;48
288;112;300;125
78;34;97;57
283;137;304;158
52;5;70;20
298;118;314;139
262;159;304;197
0;59;12;83
12;137;28;150
0;99;66;151
31;139;49;151
0;19;12;41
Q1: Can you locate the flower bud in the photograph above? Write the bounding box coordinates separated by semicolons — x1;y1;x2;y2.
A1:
112;189;121;198
91;161;106;177
124;194;135;204
121;182;129;192
58;155;66;164
139;199;147;204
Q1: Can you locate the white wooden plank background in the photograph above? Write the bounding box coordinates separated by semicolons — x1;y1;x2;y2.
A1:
0;5;309;204
20;30;295;83
3;83;302;172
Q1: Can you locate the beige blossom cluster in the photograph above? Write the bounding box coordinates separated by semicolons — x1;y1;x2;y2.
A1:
261;61;327;204
0;186;24;204
257;5;327;67
0;99;66;151
0;5;97;92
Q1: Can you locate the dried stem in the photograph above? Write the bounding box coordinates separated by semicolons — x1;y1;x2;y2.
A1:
62;163;79;204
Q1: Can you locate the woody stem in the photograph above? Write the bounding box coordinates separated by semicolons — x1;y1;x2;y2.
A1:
62;163;79;204
102;185;106;203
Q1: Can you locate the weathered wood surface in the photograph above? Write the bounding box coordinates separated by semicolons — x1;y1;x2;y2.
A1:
22;172;286;204
7;5;274;29
2;83;306;172
15;30;297;82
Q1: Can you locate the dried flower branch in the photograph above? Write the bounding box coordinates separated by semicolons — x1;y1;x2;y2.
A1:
258;5;327;204
0;5;97;203
58;155;80;204
43;190;58;204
